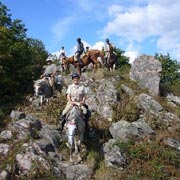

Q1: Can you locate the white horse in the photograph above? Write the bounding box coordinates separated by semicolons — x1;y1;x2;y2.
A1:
65;105;85;163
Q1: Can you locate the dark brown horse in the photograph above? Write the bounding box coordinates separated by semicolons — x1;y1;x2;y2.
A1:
62;49;104;75
106;44;117;71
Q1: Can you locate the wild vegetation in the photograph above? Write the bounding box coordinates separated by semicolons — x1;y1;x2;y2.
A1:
0;2;48;125
0;2;180;179
155;53;180;96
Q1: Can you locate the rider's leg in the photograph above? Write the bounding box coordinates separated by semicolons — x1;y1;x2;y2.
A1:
104;53;108;64
49;77;56;96
59;103;73;131
78;55;83;65
74;52;78;62
107;53;110;64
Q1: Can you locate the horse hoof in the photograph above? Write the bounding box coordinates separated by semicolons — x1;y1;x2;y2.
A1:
77;156;82;164
66;142;70;148
70;159;74;163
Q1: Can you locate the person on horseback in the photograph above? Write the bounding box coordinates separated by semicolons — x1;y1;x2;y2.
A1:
40;56;57;96
59;46;66;63
59;46;66;72
59;72;90;131
104;38;115;64
85;46;89;55
75;38;84;66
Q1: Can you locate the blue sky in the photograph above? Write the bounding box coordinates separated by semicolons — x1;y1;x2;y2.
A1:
1;0;180;63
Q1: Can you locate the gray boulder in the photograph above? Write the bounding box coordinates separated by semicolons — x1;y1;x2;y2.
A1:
130;55;162;96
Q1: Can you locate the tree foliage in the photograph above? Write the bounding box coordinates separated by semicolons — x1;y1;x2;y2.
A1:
0;2;48;112
155;53;180;95
155;53;180;85
114;48;130;68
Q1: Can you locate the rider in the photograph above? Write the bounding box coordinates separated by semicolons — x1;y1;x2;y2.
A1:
75;38;84;65
41;56;57;95
59;46;66;62
59;46;66;71
85;46;89;55
59;72;90;131
104;38;115;64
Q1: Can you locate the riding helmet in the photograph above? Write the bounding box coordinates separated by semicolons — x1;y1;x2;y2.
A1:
76;38;81;42
72;72;80;79
105;38;109;43
46;56;53;62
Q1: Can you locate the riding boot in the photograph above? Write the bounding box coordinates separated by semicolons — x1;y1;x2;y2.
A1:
78;58;83;66
59;115;66;131
52;86;56;97
85;120;90;131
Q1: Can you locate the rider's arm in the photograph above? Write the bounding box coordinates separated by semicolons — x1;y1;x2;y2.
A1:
51;64;57;77
80;86;86;104
67;94;72;102
40;71;46;78
80;95;86;105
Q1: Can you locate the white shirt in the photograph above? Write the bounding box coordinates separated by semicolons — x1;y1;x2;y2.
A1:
66;83;86;102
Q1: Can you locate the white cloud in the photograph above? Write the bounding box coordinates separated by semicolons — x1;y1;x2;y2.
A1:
157;31;180;60
124;51;139;64
100;0;180;61
91;41;104;50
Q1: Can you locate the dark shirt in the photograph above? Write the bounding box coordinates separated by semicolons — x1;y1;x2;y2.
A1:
77;42;84;54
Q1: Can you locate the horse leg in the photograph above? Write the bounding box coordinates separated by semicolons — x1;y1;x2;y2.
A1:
40;95;44;105
67;124;76;162
77;66;81;75
109;65;112;72
66;138;74;162
74;135;79;154
70;146;73;163
97;62;101;69
93;64;97;72
113;64;116;71
74;134;82;163
34;85;39;97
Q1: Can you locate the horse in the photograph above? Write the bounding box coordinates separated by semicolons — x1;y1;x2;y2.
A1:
34;78;53;105
106;45;118;71
65;104;85;163
34;75;65;105
62;49;105;75
108;52;117;71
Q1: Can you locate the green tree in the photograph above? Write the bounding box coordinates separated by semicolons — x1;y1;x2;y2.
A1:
0;2;48;115
114;48;130;68
155;53;180;95
155;53;180;85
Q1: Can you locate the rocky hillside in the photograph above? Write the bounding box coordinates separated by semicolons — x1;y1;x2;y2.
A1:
0;55;180;180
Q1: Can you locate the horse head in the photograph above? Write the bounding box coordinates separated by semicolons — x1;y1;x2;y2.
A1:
66;104;85;163
62;57;69;70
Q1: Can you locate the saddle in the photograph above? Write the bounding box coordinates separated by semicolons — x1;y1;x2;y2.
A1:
74;53;85;63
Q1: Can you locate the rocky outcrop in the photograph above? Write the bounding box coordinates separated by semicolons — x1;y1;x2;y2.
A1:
109;118;154;142
129;54;162;96
0;110;92;179
1;66;180;179
103;139;127;169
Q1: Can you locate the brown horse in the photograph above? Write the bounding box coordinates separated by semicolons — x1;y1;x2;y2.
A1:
62;49;104;75
106;45;117;71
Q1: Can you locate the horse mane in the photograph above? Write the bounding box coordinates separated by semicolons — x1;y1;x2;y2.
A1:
67;106;80;120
